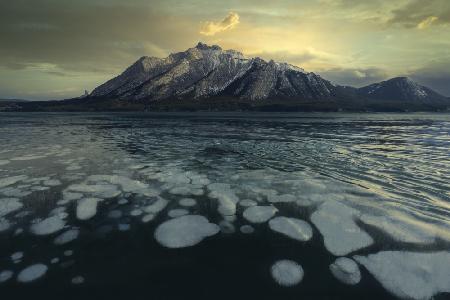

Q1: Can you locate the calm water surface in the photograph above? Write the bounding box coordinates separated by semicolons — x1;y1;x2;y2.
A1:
0;112;449;299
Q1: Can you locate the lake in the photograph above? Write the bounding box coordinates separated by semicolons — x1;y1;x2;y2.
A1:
0;112;449;299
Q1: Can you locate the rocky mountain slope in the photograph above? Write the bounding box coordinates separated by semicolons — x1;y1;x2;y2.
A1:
90;42;338;102
358;77;448;104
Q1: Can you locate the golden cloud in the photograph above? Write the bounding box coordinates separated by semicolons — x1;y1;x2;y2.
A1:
417;16;439;29
200;12;240;36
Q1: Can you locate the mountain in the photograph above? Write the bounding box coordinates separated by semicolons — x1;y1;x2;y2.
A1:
358;77;448;104
3;43;450;112
90;42;338;103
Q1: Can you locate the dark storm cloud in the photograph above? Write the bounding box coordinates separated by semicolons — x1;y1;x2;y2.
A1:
0;0;197;74
388;0;450;28
409;61;450;96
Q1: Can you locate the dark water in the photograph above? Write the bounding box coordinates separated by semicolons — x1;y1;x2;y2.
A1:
0;112;449;299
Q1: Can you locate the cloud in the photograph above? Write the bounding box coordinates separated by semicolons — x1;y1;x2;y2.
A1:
0;0;201;99
246;47;340;70
250;50;317;65
388;0;450;28
200;12;240;36
408;61;450;96
15;22;60;31
0;0;197;74
318;67;389;87
417;16;439;29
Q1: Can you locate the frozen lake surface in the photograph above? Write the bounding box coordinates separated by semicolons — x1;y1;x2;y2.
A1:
0;112;449;299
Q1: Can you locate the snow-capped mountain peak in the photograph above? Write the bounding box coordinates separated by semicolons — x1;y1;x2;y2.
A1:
91;42;332;101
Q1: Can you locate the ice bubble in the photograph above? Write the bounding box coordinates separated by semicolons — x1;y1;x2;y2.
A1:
269;217;313;242
0;198;23;217
11;155;46;161
128;163;149;170
58;192;83;205
255;189;279;201
224;215;237;222
66;164;81;171
217;203;237;216
330;257;361;285
142;214;155;223
60;260;75;268
243;206;278;223
208;183;239;216
130;209;143;216
310;201;373;256
271;260;304;287
71;276;85;285
87;175;159;196
240;225;255;234
189;175;210;186
64;250;73;256
0;160;10;166
0;175;28;188
30;215;66;235
15;211;30;218
359;214;437;245
168;209;189;218
34;176;51;182
50;206;68;219
143;197;168;214
108;210;123;219
30;186;49;191
118;224;130;231
11;251;24;262
107;176;148;192
17;264;48;283
43;179;62;187
0;270;13;283
154;215;220;248
68;183;120;199
295;199;314;207
50;258;59;264
179;198;197;207
0;218;11;232
219;220;235;234
184;171;210;184
169;184;204;196
0;187;31;197
354;251;450;300
239;199;257;207
54;229;79;245
76;198;102;220
268;194;297;203
118;198;129;205
155;171;190;185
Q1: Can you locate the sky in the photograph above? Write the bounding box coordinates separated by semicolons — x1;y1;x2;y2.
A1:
1;0;449;100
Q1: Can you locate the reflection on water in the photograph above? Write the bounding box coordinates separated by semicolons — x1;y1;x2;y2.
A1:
0;112;449;300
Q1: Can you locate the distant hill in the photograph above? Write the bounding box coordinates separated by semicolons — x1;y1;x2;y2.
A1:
358;77;446;102
3;43;450;112
0;98;30;102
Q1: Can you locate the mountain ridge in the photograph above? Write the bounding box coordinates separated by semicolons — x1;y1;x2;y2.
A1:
2;42;449;112
90;42;338;102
